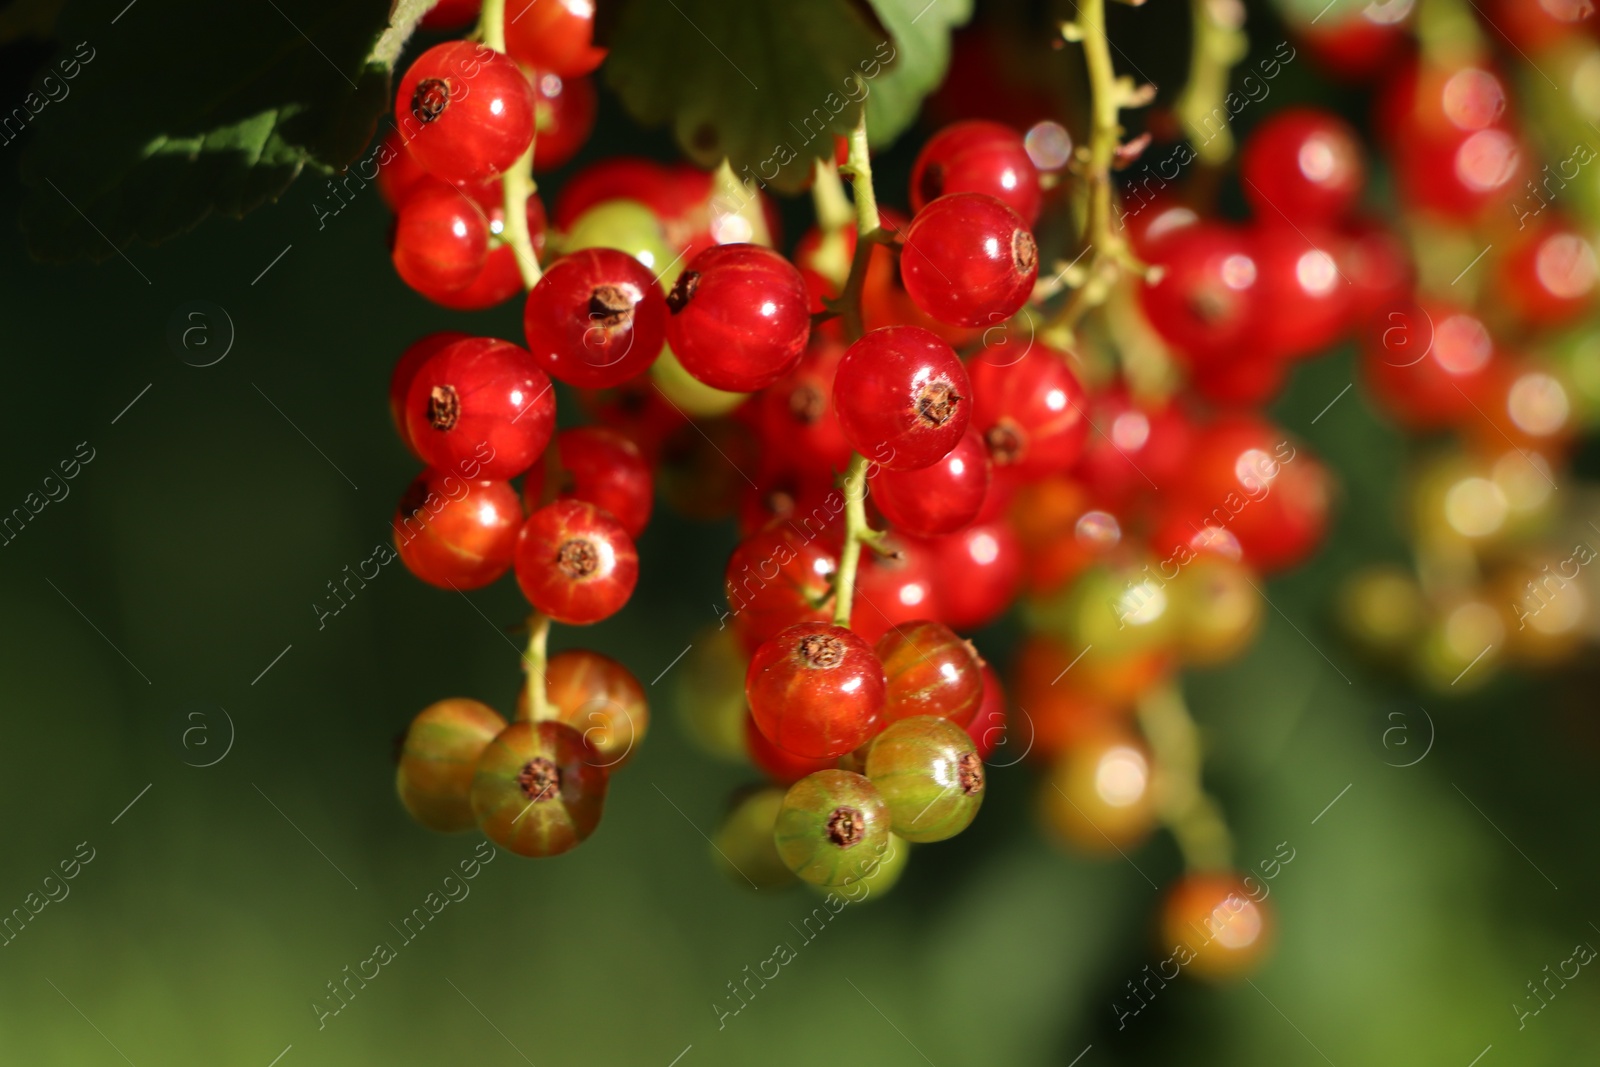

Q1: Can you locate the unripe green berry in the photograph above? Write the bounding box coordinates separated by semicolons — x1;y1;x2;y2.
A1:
807;832;911;902
471;720;608;857
397;698;507;832
865;715;984;842
712;787;796;889
773;770;891;887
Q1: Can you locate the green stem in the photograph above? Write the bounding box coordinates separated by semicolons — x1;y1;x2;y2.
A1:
477;0;507;50
833;454;872;627
479;0;541;289
521;612;553;722
1137;682;1233;872
830;110;885;342
1175;0;1249;166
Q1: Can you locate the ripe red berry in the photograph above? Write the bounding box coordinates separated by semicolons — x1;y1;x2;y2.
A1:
393;470;523;590
404;337;555;480
851;535;941;646
471;720;608;857
391;331;469;458
430;186;549;312
529;71;598;172
925;520;1024;631
664;244;811;392
505;0;606;77
523;247;667;388
514;499;639;624
755;341;855;480
1139;222;1262;368
1361;301;1497;429
870;427;990;537
724;524;840;648
375;129;433;210
900;192;1038;327
875;620;984;727
966;345;1090;480
1246;224;1352;360
911;120;1042;225
964;664;1007;761
419;0;479;30
1497;221;1600;327
391;183;489;299
1075;388;1193;509
523;426;654;539
397;42;536;184
1239;107;1365;224
527;648;649;769
744;712;835;785
833;326;971;471
746;622;886;759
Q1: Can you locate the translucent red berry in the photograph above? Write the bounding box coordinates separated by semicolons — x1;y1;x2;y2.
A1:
746;621;886;759
833;326;971;471
1239;107;1365;224
875;620;984;727
964;664;1007;761
755;340;855;480
911;120;1042;225
524;648;648;769
900;192;1038;327
396;42;536;184
505;0;606;77
529;71;598;172
524;247;666;388
1139;222;1262;368
966;345;1090;479
850;535;941;646
390;331;469;458
471;720;607;857
404;337;555;480
665;244;811;392
514;499;639;624
744;712;835;785
870;427;990;537
391;183;489;299
724;524;839;647
523;426;654;539
393;470;523;590
925;520;1024;631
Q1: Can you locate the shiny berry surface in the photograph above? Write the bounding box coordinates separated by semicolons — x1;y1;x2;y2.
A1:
393;470;523;590
746;622;886;759
875;620;984;726
524;247;666;388
964;663;1007;761
756;341;855;479
391;183;489;298
397;42;536;184
470;720;607;857
404;337;556;480
390;331;468;458
833;326;971;471
524;426;654;540
911;120;1042;225
1139;222;1261;368
665;244;811;392
744;712;835;785
870;427;990;537
505;0;606;77
1247;224;1352;360
528;648;648;768
1239;108;1365;224
514;499;639;624
773;769;891;887
901;192;1038;327
724;524;839;647
925;520;1024;631
1362;302;1497;429
529;71;598;172
397;698;507;832
864;715;985;842
966;345;1090;479
851;535;941;645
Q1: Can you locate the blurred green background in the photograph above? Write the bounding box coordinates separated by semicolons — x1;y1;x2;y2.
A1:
2;0;1599;1063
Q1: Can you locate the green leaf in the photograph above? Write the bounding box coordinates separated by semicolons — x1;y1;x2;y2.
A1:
862;0;973;150
18;0;439;263
602;0;903;194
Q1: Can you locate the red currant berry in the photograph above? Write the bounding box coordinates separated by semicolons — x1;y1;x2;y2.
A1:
1076;388;1193;509
1239;107;1365;224
755;341;855;480
1362;301;1498;429
925;520;1024;631
391;183;489;299
471;720;607;857
524;648;648;769
664;244;811;392
911;120;1042;225
393;470;523;590
736;471;837;540
375;129;433;209
744;712;834;785
875;620;984;727
833;326;971;471
712;787;797;889
391;331;469;459
429;186;549;313
864;715;984;842
966;345;1090;479
964;663;1007;761
397;42;536;184
404;337;555;480
1160;873;1272;979
523;248;666;388
1139;222;1262;368
900;192;1038;327
724;524;839;647
870;427;990;537
505;0;606;77
1497;221;1600;327
524;426;654;539
773;769;891;886
529;71;598;172
397;698;507;832
747;622;886;759
514;499;639;624
419;0;479;30
1247;224;1352;360
851;535;942;645
553;157;682;230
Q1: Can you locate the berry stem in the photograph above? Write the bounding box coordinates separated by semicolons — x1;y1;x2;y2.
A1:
521;611;554;721
478;0;542;290
832;453;872;627
1174;0;1249;166
1136;682;1233;872
832;108;890;342
1043;0;1154;345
